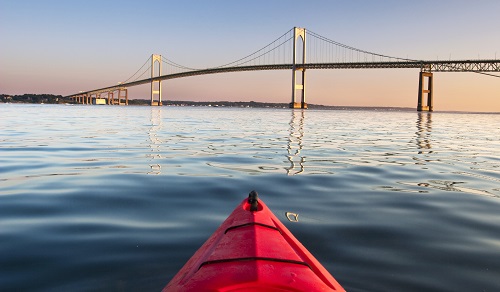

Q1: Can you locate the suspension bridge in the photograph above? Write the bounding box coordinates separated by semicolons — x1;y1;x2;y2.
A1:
67;27;500;111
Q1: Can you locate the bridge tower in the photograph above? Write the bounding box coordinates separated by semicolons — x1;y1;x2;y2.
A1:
290;27;307;109
417;71;433;112
151;54;162;106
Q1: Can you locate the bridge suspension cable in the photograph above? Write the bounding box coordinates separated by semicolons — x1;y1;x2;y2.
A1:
213;28;295;68
142;28;297;76
161;56;200;73
307;30;417;63
121;56;153;84
119;27;432;84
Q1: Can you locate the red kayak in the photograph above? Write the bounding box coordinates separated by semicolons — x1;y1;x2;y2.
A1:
163;191;345;291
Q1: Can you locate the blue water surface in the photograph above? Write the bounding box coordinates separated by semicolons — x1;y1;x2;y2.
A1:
1;104;499;291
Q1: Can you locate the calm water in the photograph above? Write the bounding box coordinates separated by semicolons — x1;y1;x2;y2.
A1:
1;104;499;292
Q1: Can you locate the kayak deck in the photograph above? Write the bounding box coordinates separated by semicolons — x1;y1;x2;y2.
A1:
163;192;345;291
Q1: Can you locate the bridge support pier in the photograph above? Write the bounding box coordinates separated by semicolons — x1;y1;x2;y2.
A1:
118;88;128;105
151;54;162;106
418;72;433;112
290;27;307;109
108;91;114;105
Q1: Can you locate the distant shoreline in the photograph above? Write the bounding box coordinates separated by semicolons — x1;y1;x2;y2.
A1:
0;93;414;111
2;94;498;113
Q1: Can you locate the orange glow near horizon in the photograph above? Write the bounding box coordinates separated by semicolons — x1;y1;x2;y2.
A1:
2;67;498;112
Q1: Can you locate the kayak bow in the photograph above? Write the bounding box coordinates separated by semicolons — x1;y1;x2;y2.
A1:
163;191;345;291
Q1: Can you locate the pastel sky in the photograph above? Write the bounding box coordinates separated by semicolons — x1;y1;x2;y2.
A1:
1;0;499;112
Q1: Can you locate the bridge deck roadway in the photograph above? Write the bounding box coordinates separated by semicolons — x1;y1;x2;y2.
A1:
67;60;500;97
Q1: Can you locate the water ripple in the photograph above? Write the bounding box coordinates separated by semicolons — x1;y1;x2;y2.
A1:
1;105;499;291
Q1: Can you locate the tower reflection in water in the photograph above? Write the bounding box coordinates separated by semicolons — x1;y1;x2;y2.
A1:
148;107;163;175
415;112;433;155
286;109;305;175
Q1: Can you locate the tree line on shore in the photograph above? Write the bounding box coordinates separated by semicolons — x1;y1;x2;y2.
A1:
0;94;294;108
1;94;69;104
